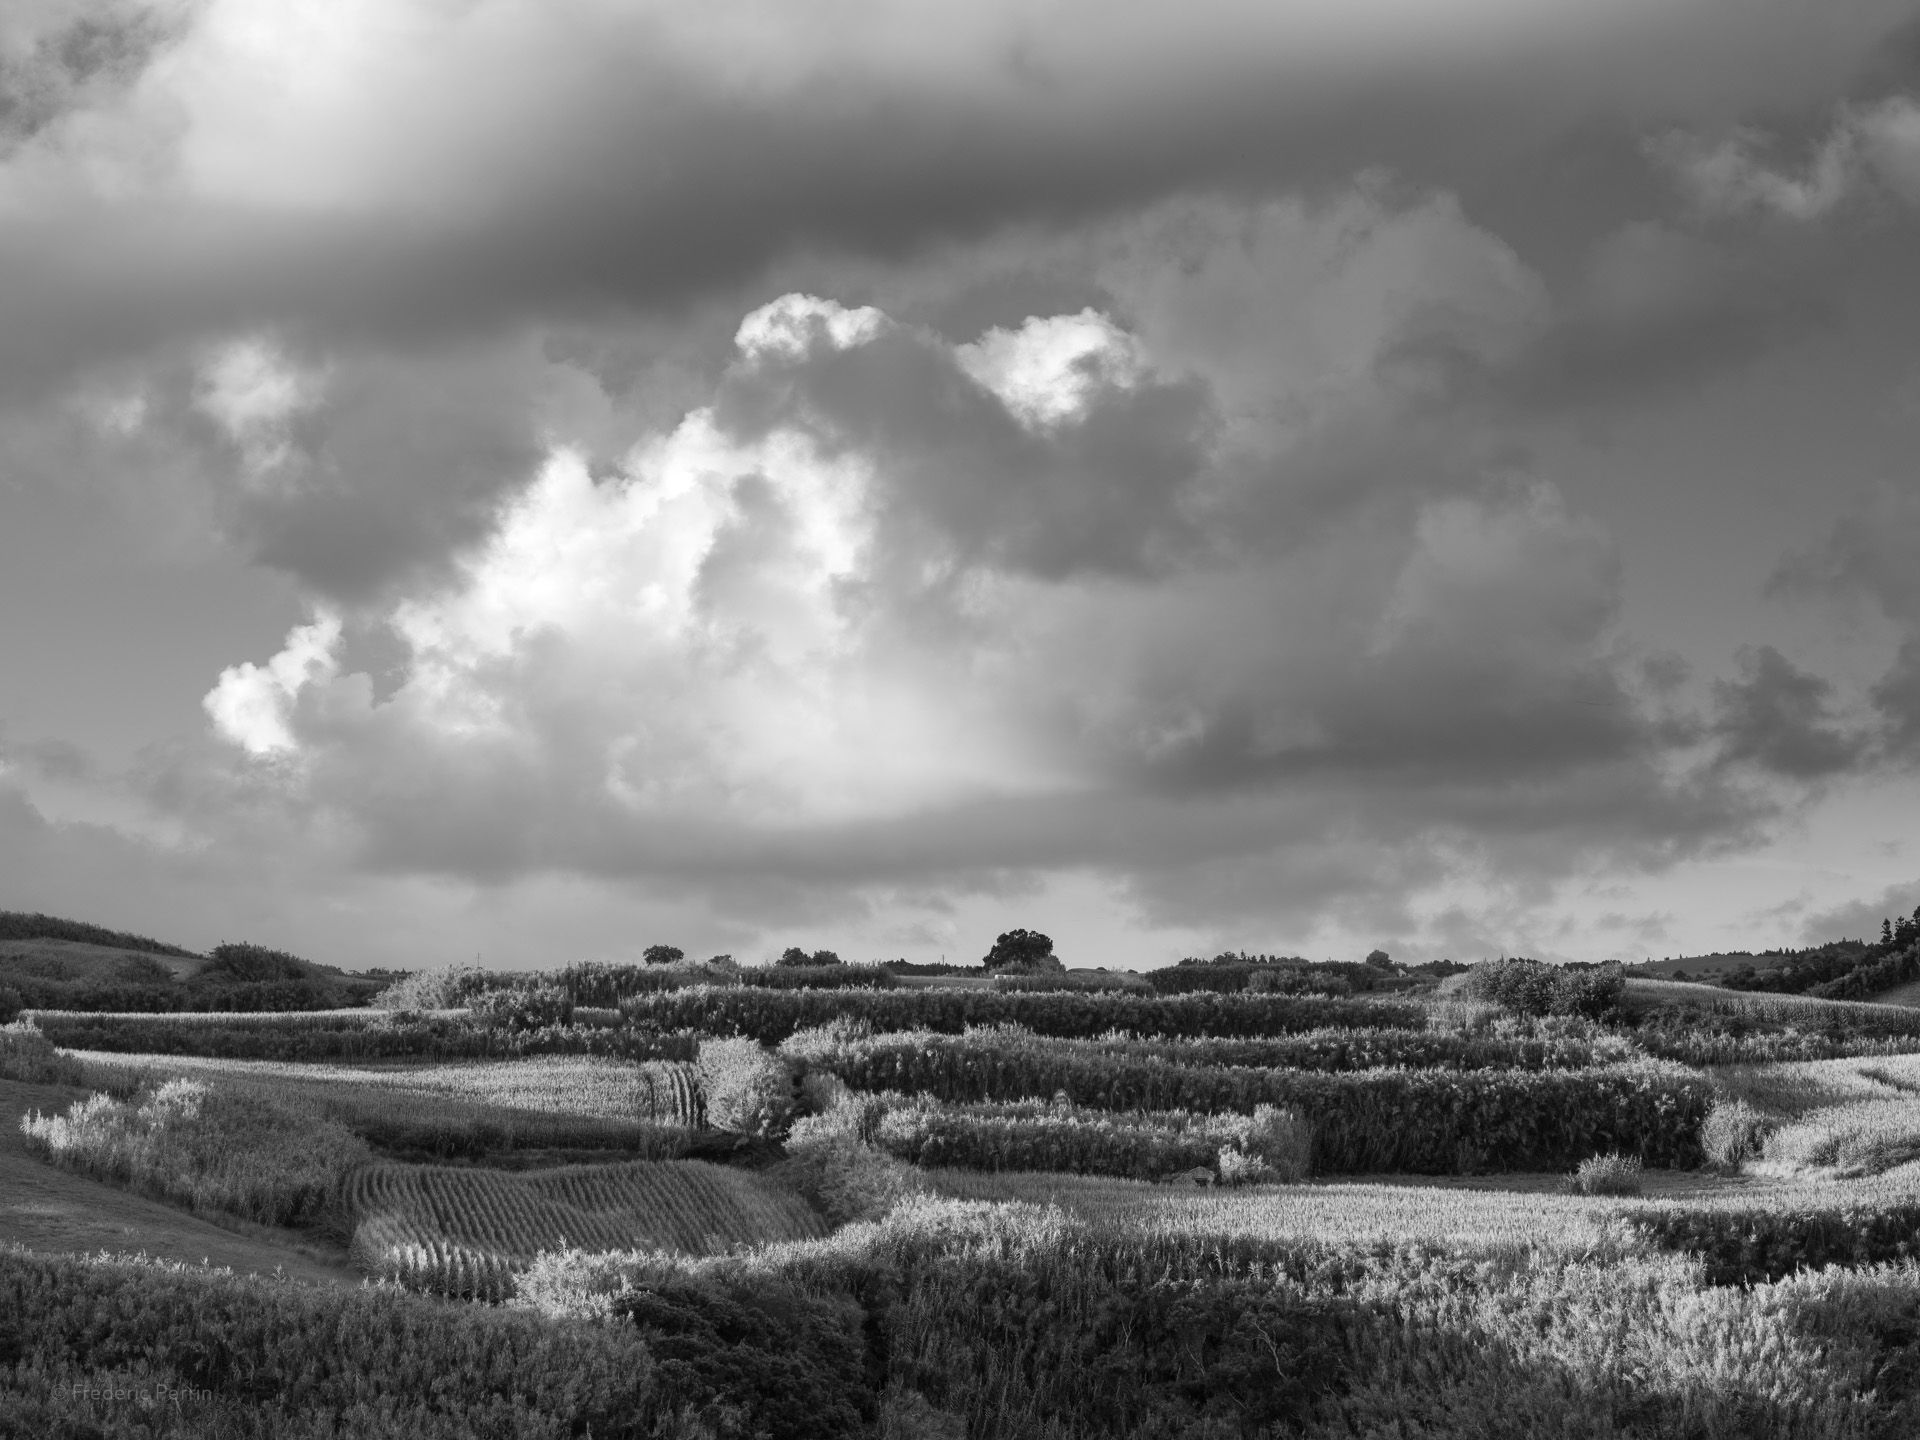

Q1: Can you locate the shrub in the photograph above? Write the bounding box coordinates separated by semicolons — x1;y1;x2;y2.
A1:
1243;1102;1311;1182
698;1037;797;1138
869;1095;1267;1180
1701;1098;1771;1169
371;964;491;1010
198;941;310;984
797;1027;1709;1174
1216;1145;1276;1186
622;986;1422;1044
1468;958;1623;1019
0;1019;84;1085
21;1078;369;1229
0;985;21;1025
782;1114;925;1225
469;982;574;1031
1629;1200;1920;1284
1569;1152;1644;1197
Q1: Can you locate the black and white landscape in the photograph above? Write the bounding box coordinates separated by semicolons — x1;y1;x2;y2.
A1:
4;3;1920;1436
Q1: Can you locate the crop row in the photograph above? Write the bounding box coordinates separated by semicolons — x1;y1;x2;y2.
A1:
794;1030;1711;1172
863;1095;1301;1181
828;1022;1632;1074
620;986;1422;1044
345;1157;829;1295
34;1012;703;1062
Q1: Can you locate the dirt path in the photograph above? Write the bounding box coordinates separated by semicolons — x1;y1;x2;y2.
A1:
0;1078;360;1285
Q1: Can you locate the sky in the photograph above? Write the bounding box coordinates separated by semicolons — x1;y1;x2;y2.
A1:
2;0;1920;973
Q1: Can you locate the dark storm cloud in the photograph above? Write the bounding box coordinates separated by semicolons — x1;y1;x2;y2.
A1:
1709;644;1873;780
0;0;1912;394
1772;485;1920;767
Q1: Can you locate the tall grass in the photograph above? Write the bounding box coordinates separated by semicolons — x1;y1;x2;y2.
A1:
20;1079;368;1229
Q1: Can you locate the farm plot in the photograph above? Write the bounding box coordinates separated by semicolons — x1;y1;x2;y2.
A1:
70;1050;702;1124
347;1157;828;1300
68;1050;702;1157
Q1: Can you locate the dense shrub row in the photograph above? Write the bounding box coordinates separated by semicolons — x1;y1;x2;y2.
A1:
1145;958;1415;997
1804;942;1920;1002
1466;958;1625;1018
620;986;1422;1044
0;1248;669;1439
789;1029;1709;1173
4;978;368;1014
867;1094;1308;1181
1072;1026;1627;1072
34;1012;702;1062
1628;1200;1920;1285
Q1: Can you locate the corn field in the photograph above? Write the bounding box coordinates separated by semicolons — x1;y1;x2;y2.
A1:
346;1158;829;1300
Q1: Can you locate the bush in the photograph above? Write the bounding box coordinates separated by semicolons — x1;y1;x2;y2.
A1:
1568;1152;1644;1197
21;1078;369;1229
782;1113;925;1225
1701;1098;1772;1169
198;942;310;984
1629;1200;1920;1284
372;964;491;1010
469;982;574;1031
795;1027;1710;1174
698;1037;798;1138
1468;958;1624;1019
622;986;1423;1045
869;1095;1271;1180
1243;1103;1311;1182
0;985;20;1024
1216;1146;1276;1186
0;1019;84;1085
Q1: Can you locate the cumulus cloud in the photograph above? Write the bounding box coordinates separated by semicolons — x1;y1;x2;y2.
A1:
178;269;1774;934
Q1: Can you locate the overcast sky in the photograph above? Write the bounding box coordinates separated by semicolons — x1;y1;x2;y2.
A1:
3;0;1920;971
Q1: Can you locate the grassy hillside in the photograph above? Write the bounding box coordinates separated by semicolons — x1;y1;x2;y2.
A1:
0;911;391;1013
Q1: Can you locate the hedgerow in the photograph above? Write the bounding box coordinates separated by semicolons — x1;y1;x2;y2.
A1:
1627;1200;1920;1285
787;1028;1709;1173
33;1012;701;1062
867;1094;1307;1181
0;1246;670;1439
619;986;1421;1044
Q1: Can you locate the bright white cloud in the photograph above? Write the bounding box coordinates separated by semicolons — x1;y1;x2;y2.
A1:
203;610;340;755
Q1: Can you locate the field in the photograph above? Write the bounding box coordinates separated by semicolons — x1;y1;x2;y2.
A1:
348;1157;829;1299
13;956;1920;1436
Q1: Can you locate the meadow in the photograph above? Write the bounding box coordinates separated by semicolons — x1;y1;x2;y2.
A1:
11;952;1920;1436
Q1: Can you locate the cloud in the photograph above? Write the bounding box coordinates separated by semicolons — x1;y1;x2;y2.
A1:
1708;644;1873;780
0;0;1910;396
1650;93;1920;220
171;266;1775;936
1772;484;1920;766
1797;876;1920;946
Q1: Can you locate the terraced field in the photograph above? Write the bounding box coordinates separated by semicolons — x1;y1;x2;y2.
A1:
347;1157;828;1299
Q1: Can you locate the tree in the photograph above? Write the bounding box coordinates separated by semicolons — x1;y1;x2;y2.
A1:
809;949;842;967
643;944;685;967
982;929;1061;973
778;947;813;968
1364;949;1392;970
